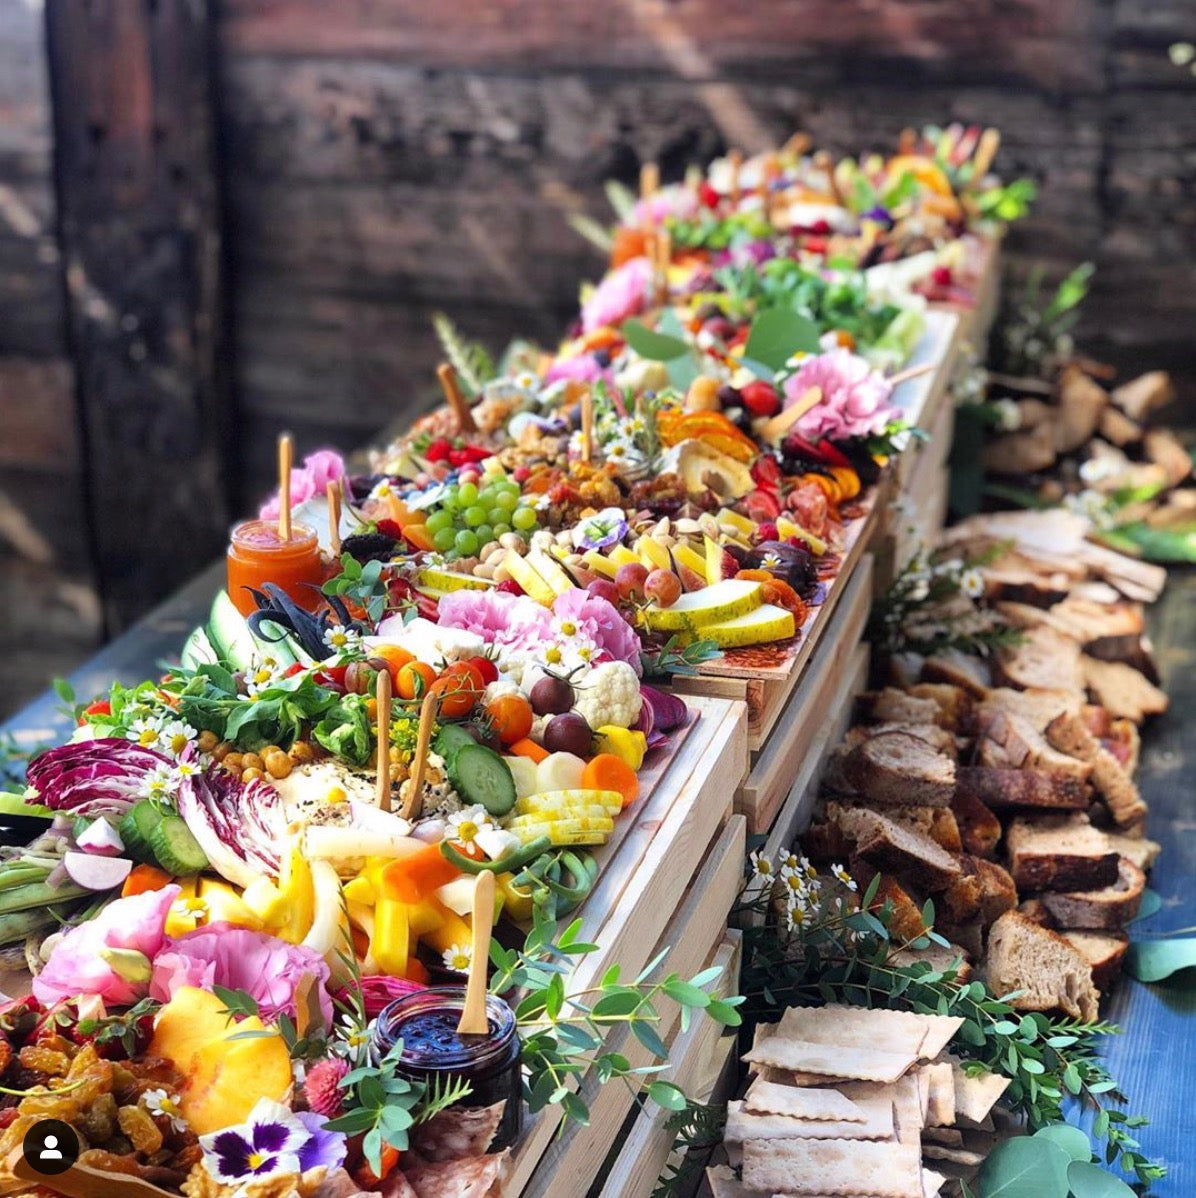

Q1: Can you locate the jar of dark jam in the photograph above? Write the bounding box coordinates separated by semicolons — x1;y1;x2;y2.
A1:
372;987;523;1150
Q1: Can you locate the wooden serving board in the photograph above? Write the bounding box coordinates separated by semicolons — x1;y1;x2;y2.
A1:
506;696;748;1192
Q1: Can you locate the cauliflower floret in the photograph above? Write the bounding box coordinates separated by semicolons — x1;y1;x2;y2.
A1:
483;679;524;705
367;618;484;666
571;660;642;730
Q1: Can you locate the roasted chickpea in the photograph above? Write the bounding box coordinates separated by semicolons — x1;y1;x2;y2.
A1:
241;767;265;783
210;741;233;762
196;730;219;753
222;752;243;774
240;752;264;773
264;751;292;779
289;741;315;763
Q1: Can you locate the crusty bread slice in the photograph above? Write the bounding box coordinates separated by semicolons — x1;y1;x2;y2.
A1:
1005;813;1120;892
983;910;1100;1021
826;801;962;856
981;711;1093;783
1106;718;1142;776
860;722;960;759
950;790;1002;858
1085;635;1160;685
921;650;992;698
845;731;956;808
908;683;974;732
858;688;942;727
1039;857;1146;930
1144;427;1193;487
1104;831;1161;872
1045;712;1147;827
1098;404;1142;447
976;686;1081;734
853;863;930;943
1055;365;1108;453
982;422;1057;474
890;942;972;981
1111;370;1173;422
955;765;1090;812
1060;931;1130;991
849;809;964;892
995;626;1084;693
1081;657;1169;723
941;856;1017;928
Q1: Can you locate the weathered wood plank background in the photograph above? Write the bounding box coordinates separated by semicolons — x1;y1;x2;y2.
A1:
1;0;1195;716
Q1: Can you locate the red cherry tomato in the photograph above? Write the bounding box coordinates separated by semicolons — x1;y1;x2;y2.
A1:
468;656;499;686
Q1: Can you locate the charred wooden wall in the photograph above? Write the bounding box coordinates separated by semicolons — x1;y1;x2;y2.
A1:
1;0;1194;717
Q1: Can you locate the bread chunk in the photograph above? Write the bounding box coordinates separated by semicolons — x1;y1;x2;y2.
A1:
984;911;1100;1021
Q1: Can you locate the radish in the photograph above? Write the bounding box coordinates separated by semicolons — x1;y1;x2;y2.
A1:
505;756;539;799
63;851;133;891
76;818;125;857
535;752;586;793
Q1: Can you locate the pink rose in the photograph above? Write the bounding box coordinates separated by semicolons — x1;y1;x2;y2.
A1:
631;188;699;226
260;449;346;519
580;256;653;333
34;886;179;1008
782;350;898;444
150;923;334;1026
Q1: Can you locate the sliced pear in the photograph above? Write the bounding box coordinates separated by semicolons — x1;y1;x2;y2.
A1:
717;508;756;536
672;542;709;583
705;536;728;584
526;547;575;597
636;535;673;572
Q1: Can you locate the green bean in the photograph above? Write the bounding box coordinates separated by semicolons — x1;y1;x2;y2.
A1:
439;836;553;876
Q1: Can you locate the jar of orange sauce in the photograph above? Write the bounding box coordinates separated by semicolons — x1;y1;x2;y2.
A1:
226;519;326;617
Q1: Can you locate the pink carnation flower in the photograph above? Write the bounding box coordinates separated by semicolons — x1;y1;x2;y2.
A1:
33;885;179;1008
580;256;653;333
260;449;346;519
782;349;898;444
436;590;555;655
553;590;642;675
150;923;334;1026
631;188;699;226
544;353;614;388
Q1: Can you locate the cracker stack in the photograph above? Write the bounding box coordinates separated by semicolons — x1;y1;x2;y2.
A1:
803;510;1167;1019
706;1005;1009;1197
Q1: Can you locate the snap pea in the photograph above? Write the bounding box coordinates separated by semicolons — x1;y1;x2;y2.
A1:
439;835;552;876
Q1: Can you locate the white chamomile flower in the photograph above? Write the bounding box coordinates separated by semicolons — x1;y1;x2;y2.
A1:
170;759;202;786
959;568;985;600
749;850;775;882
140;764;176;802
335;1015;375;1059
992;398;1021;432
777;852;802;876
446;805;495;846
369;478;396;501
786;904;808;932
830;863;858;892
760;552;783;571
322;625;361;654
245;655;287;697
127;717;165;749
443;943;473;973
170;895;209;931
161;719;198;756
143;1089;188;1133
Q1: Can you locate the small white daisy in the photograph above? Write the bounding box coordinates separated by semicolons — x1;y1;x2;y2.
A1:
143;1088;188;1133
830;863;858;892
760;552;783;571
322;625;361;654
446;805;495;847
161;719;198;756
785;903;808;932
139;764;176;802
369;479;395;501
749;850;775;882
170;895;209;931
514;371;539;392
959;568;985;600
170;759;202;786
443;943;473;973
335;1014;375;1060
992;398;1021;432
127;717;164;749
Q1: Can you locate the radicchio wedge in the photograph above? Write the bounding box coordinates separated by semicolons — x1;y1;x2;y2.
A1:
175;751;284;888
638;685;689;733
25;738;174;817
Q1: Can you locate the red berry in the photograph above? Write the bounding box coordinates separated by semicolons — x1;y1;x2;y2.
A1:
931;265;953;287
496;579;523;596
425;438;452;463
804;236;827;256
468;655;499;685
513;466;531;484
741;381;781;418
810;219;832;235
698;181;721;209
755;522;778;542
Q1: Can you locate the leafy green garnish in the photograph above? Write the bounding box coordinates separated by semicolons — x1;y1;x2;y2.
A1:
312;693;374;767
322;553;389;624
432;312;496;398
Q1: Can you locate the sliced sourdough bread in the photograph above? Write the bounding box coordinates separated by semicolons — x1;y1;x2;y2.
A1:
940;856;1017;928
1060;931;1130;991
848;809;964;892
994;626;1084;693
1005;814;1120;892
950;791;1002;858
858;687;942;727
908;683;975;732
955;765;1090;812
1081;656;1169;723
983;910;1100;1021
1038;857;1146;930
844;731;956;808
921;650;992;697
975;686;1081;735
980;711;1093;783
1104;831;1161;872
1045;712;1147;827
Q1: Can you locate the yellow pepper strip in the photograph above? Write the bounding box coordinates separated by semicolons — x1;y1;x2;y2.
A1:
594;726;647;770
419;899;474;955
371;898;411;976
274;846;316;945
342;874;376;907
196;879;264;932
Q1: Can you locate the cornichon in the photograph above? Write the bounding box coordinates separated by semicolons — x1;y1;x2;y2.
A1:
439;836;552;876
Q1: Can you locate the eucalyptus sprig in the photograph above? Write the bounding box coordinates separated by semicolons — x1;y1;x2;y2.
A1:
735;863;1165;1188
489;907;743;1126
322;553;390;625
640;634;724;679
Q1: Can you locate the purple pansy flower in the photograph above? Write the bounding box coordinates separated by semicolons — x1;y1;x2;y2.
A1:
572;506;629;551
200;1098;341;1184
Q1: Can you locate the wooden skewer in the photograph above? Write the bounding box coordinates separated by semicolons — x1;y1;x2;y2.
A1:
813;150;844;206
580;388;594;463
781;131;811;160
437;362;477;435
888;361;936;387
277;432;293;541
326;480;342;556
401;690;439;822
653;227;671;305
759;386;822;444
375;668;393;812
639;160;660;200
456;870;496;1036
898;127;916;154
8;1146;176;1198
971;128;1001;179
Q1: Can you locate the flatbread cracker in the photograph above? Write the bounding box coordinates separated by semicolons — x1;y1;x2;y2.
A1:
761;1067;852;1086
411;1102;504;1161
923;1062;956;1127
922;1167;948;1197
922;1143;986;1166
943;1054;1011;1123
744;1038;917;1084
921;1127;963;1146
726;1096;895;1143
776;1006;962;1061
742;1138;925;1198
403;1148;510;1198
743;1078;866;1122
840;1076;923;1146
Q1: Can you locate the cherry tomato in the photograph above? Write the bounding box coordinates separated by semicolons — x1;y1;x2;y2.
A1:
486;695;534;746
429;673;481;719
79;700;111;725
468;655;499;686
351;1143;400;1187
441;660;486;693
396;661;436;700
371;644;416;686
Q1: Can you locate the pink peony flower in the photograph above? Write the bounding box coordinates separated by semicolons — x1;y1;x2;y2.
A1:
580;256;653;333
782;349;899;444
33;885;179;1008
436;590;555;656
260;449;346;519
544;353;615;388
149;923;334;1026
553;590;642;675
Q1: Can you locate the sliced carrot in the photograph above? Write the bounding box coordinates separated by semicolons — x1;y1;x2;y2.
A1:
582;753;639;809
380;842;460;904
121;863;172;898
509;737;549;764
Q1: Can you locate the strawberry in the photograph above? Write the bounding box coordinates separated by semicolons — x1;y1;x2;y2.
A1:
740;381;780;418
424;438;452;463
698;181;721;209
750;455;783;488
931;265;953;287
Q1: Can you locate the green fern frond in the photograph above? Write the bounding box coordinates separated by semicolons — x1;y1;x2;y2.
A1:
416;1072;474;1123
567;211;615;255
605;179;638;221
432;312;496;398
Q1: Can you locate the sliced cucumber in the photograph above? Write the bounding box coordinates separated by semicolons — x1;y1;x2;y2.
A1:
433;724;476;765
118;801;162;864
180;625;218;670
251;618;298;667
0;791;52;819
148;813;209;875
208;590;259;672
447;744;516;817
